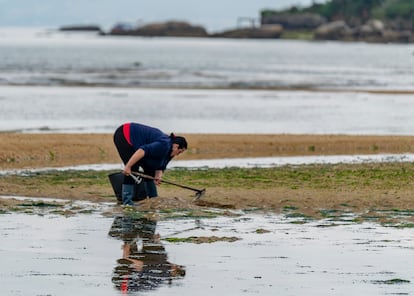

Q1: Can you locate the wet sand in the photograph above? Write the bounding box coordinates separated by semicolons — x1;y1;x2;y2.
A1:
1;133;414;217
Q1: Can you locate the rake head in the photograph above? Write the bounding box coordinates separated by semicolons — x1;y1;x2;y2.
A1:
193;188;206;201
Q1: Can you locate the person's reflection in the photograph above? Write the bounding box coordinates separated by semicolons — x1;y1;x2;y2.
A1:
108;215;185;293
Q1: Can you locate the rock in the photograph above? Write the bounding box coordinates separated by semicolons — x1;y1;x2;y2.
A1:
314;20;353;40
356;19;385;38
381;30;413;43
367;19;385;32
261;13;326;30
110;21;208;37
212;24;283;39
109;23;135;35
59;25;103;33
386;18;414;31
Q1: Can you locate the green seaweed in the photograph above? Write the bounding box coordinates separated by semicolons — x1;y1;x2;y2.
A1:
255;228;271;234
18;201;61;208
373;278;410;285
164;236;240;244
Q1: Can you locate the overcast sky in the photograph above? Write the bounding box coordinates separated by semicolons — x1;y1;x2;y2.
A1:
0;0;326;32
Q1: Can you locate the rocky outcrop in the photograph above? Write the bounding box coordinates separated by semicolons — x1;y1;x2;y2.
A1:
261;13;326;30
380;30;413;43
261;11;414;43
59;25;103;33
110;21;208;37
314;20;353;40
105;16;414;42
315;19;414;43
211;24;283;39
109;20;282;39
355;19;413;42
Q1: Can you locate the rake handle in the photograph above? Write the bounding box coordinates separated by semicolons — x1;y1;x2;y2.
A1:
131;171;203;193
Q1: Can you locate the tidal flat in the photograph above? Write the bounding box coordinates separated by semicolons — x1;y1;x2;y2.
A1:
1;163;414;225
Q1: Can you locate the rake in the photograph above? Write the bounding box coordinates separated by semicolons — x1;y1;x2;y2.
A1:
130;171;206;201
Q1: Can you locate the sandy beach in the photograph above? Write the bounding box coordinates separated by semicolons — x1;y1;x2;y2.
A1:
3;133;414;170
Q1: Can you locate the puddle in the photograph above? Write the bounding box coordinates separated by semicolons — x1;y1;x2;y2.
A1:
0;205;413;295
3;153;414;176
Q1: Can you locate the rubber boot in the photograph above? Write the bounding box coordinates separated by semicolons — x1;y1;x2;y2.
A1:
122;184;135;205
144;181;158;198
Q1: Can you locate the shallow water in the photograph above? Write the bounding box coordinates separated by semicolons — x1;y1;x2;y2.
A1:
2;85;414;135
2;153;414;177
1;28;414;91
0;202;413;296
1;29;414;135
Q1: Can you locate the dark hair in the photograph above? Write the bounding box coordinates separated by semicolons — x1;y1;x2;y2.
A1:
170;133;188;149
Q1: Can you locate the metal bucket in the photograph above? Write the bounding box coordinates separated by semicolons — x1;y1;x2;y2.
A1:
108;172;147;202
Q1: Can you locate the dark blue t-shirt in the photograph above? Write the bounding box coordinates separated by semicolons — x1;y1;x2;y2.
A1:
129;123;172;171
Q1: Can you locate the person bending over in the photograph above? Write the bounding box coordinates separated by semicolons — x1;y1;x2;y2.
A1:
113;122;187;205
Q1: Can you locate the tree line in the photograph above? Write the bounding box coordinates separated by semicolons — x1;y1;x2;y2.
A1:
262;0;414;27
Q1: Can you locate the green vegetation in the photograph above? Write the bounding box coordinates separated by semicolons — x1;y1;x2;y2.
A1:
165;162;414;191
1;163;413;224
373;278;411;284
163;236;240;244
255;228;271;234
18;201;60;208
48;151;56;161
281;30;314;40
25;170;111;186
373;0;414;19
305;0;384;21
262;0;414;28
3;161;414;194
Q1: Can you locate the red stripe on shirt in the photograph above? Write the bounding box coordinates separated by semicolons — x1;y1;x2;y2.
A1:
123;123;132;146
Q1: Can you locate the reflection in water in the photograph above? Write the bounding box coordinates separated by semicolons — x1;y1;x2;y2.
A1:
108;215;185;293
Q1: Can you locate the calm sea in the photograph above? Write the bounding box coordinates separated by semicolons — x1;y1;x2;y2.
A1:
1;27;414;134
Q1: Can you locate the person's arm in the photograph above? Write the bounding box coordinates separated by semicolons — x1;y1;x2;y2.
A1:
154;170;163;185
122;243;144;271
123;149;145;176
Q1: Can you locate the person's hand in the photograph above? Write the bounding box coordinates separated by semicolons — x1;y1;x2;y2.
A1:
123;166;132;176
153;233;161;243
154;170;163;185
123;149;145;176
122;242;131;258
